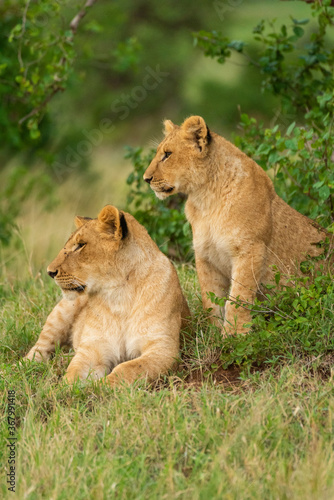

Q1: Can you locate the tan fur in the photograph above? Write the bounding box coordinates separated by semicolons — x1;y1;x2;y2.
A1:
24;205;190;386
144;115;332;334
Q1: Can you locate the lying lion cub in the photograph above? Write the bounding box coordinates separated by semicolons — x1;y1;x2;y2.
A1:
24;205;190;386
144;115;332;335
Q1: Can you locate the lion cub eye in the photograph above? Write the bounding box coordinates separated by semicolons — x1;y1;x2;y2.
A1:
162;151;172;161
74;242;86;252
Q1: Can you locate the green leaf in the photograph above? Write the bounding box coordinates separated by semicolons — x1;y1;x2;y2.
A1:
228;40;245;53
285;139;298;151
286;122;296;136
84;20;104;33
297;139;305;150
256;144;271;155
268;151;281;164
319;185;330;201
293;26;304;38
31;72;40;85
295;317;308;324
291;18;309;25
29;128;41;140
0;63;7;76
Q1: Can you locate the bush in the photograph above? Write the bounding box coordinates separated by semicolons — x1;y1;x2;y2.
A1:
208;266;334;369
125;146;192;260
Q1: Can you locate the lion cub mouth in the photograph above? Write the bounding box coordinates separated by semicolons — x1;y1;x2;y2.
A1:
58;284;86;293
155;186;174;198
72;285;86;292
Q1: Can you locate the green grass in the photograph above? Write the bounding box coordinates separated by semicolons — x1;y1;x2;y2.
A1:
1;265;334;499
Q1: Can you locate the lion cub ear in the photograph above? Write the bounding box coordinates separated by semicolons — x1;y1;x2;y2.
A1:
181;116;211;153
74;216;92;228
98;205;128;240
163;119;177;136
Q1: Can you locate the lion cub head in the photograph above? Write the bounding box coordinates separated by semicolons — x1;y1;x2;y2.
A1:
143;116;212;199
47;205;128;294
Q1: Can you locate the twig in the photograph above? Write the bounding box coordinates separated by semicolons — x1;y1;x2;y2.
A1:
70;0;98;34
19;87;62;125
227;293;294;320
18;0;32;69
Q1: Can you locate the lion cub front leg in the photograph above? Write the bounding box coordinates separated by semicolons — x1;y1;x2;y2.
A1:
64;345;110;383
106;339;179;387
196;256;231;327
224;244;267;335
24;296;86;362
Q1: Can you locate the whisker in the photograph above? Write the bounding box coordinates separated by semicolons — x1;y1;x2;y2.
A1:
67;275;87;289
72;277;86;287
148;137;160;148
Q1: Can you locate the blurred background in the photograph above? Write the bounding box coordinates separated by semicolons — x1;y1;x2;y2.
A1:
0;0;326;277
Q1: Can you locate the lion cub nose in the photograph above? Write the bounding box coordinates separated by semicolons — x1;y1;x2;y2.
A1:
48;269;58;279
144;176;153;184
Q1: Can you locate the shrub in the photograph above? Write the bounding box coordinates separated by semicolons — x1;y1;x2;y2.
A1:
125;146;192;260
208;265;334;369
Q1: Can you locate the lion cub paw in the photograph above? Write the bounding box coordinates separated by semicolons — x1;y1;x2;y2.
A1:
23;348;48;363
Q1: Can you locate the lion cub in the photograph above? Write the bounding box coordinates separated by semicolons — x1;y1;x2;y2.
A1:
144;116;332;335
24;205;190;386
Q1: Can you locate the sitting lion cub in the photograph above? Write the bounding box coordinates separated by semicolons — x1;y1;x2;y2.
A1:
24;205;190;386
144;116;332;335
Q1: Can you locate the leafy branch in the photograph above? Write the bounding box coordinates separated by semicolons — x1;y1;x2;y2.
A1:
9;0;99;132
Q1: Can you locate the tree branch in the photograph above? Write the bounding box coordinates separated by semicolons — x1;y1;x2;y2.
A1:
19;87;63;125
18;0;32;69
70;0;98;35
18;0;98;126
